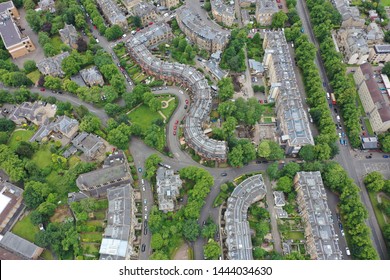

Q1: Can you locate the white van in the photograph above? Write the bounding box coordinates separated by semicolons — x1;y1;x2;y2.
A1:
326;92;330;99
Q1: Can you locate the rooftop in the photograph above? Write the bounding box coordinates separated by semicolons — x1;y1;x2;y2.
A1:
0;232;43;259
225;174;267;260
295;172;342;260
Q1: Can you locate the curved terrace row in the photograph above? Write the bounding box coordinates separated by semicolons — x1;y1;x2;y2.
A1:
125;24;227;162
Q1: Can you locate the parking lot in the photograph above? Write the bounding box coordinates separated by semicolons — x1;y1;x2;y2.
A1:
362;162;390;179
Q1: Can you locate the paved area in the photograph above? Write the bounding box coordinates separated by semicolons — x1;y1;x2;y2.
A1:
363;162;390;179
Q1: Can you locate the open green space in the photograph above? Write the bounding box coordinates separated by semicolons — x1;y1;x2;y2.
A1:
80;232;103;243
128;105;162;132
51;36;63;53
27;70;41;84
8;130;35;150
284;231;305;241
159;96;177;120
368;192;388;231
12;213;39;243
381;0;390;6
68;155;81;168
32;146;52;169
364;119;374;135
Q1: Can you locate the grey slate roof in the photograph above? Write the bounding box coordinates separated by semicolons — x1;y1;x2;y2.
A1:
156;167;182;212
225;174;267;260
80;66;104;87
71;132;105;159
37;52;70;77
0;232;43;259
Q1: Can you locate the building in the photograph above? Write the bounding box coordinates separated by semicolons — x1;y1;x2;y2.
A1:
361;136;378;150
80;67;104;87
248;59;264;75
273;191;285;207
132;2;158;26
202;59;228;81
156;167;182;212
121;0;142;10
99;184;136;260
37;0;55;13
353;63;390;133
332;0;365;28
224;174;267;260
0;182;24;233
161;0;180;9
369;45;390;64
255;0;278;26
126;24;228;162
96;0;128;29
71;132;105;160
336;28;369;65
59;24;79;49
37;52;70;77
30;115;79;143
263;30;314;154
176;7;230;53
0;232;43;260
366;22;384;46
241;9;251;25
240;0;257;7
294;172;342;260
0;1;36;59
211;0;235;27
130;22;173;48
76;157;132;197
0;246;23;260
8;101;56;126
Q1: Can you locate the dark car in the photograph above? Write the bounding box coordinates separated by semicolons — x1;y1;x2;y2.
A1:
141;244;146;252
184;105;188;109
221;173;227;177
383;155;389;158
334;108;337;113
366;155;372;159
144;226;148;235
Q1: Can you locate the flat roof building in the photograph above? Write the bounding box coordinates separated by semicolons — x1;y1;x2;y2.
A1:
354;63;390;133
125;24;228;162
224;174;267;260
263;30;314;154
294;172;342;260
0;182;24;233
369;44;390;64
0;1;36;59
99;184;136;260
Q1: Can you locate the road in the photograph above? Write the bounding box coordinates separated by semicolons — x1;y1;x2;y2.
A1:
297;0;388;259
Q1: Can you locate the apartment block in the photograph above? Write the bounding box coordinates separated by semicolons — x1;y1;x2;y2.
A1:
224;174;267;260
156;167;182;212
353;63;390;133
176;7;230;53
263;30;314;154
125;23;228;162
211;0;235;27
369;45;390;64
161;0;180;9
132;2;158;26
0;1;36;59
294;172;342;260
96;0;128;29
255;0;278;26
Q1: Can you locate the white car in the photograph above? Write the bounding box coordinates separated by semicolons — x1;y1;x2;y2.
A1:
95;38;99;43
122;34;127;38
346;247;350;256
142;186;145;191
341;229;345;236
338;132;342;138
144;214;147;220
144;206;147;211
141;179;145;185
179;90;183;95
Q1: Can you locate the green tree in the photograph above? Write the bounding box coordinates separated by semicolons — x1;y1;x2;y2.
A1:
23;181;51;209
382;62;390;76
203;240;221;260
79;114;101;133
26;10;42;32
379;133;390;153
151;233;164;250
267;162;280;180
104;103;121;117
228;145;244;167
44;76;62;90
61;55;81;76
277;176;293;193
221;116;237;139
267;141;285;161
272;11;288;28
299;144;316;161
15;141;35;158
23;60;37;73
281;162;300;178
363;171;385;192
201;223;218;239
43;43;57;57
145;154;162;180
314;143;331;160
258;140;271;158
0;119;16;133
182;219;200;241
217;77;235;101
148;97;161;112
107;123;132;149
132;16;142;28
105;25;124;41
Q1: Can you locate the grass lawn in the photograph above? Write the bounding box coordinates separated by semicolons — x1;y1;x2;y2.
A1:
160;96;177;120
27;70;41;84
381;0;390;6
68;155;81;168
86;220;104;227
94;210;106;220
51;36;63;53
80;232;103;243
8;130;35;150
42;250;55;260
284;231;305;241
32;147;52;169
364;119;374;135
12;213;39;243
368;192;387;231
128;105;162;132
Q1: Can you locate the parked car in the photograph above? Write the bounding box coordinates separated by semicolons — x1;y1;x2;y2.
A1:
141;244;146;252
383;155;389;158
185;99;189;104
184;105;188;109
143;199;147;205
39;223;45;231
138;167;142;172
365;155;372;159
40;88;45;92
175;120;179;125
141;179;144;185
173;131;176;136
346;247;351;256
221;173;227;177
